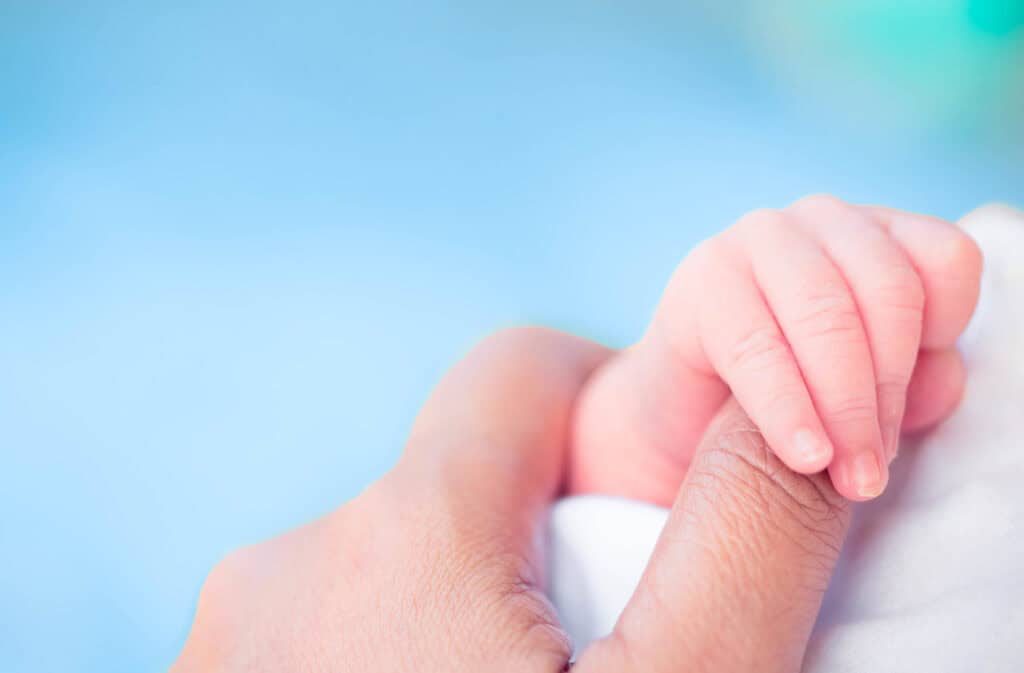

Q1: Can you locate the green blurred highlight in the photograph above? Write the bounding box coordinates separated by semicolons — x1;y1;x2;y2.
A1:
748;0;1024;137
969;0;1024;36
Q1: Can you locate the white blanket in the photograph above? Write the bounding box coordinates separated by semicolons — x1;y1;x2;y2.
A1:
547;204;1024;671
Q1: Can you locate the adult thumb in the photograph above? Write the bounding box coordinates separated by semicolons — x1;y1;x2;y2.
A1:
574;398;853;673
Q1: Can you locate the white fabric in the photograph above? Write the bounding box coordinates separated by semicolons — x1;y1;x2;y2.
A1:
547;204;1024;671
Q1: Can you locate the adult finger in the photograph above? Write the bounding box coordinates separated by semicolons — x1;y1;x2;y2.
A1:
574;398;853;673
393;326;611;672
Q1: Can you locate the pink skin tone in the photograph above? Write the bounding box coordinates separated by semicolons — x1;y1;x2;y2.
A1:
571;195;983;503
172;197;981;670
173;330;857;673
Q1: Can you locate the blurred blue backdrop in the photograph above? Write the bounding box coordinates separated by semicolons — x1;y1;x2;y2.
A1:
1;2;1021;671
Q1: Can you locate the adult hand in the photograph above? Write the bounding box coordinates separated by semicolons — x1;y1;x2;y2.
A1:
172;327;853;673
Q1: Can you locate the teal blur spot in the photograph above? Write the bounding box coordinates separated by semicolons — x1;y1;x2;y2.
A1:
968;0;1024;36
766;0;1024;134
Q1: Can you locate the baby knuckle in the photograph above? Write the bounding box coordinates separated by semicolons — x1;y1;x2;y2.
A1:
756;382;813;419
959;233;984;274
824;395;878;425
939;231;984;280
686;234;730;270
875;380;910;425
876;378;910;398
726;325;790;374
793;291;862;341
791;193;848;216
873;264;926;316
734;208;790;240
677;238;725;291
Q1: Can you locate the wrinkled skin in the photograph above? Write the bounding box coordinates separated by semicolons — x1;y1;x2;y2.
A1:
173;328;854;673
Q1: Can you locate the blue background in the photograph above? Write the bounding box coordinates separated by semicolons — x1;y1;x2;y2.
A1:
1;2;1021;671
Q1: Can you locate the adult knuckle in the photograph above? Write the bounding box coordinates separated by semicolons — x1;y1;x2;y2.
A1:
694;440;776;515
494;577;572;663
199;547;252;605
329;489;393;573
441;325;587;407
182;546;263;663
690;419;782;513
418;540;571;667
696;426;848;542
474;325;561;358
204;541;276;601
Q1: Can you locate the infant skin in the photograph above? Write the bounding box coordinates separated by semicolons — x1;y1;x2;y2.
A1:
570;197;981;504
548;205;1024;672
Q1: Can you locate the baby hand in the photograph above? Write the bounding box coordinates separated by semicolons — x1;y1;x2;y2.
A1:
572;195;982;502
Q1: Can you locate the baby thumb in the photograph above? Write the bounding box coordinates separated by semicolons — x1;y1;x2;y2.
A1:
574;398;852;673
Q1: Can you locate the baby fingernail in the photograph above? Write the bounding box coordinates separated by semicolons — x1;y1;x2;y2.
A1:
792;428;832;469
850;451;887;499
